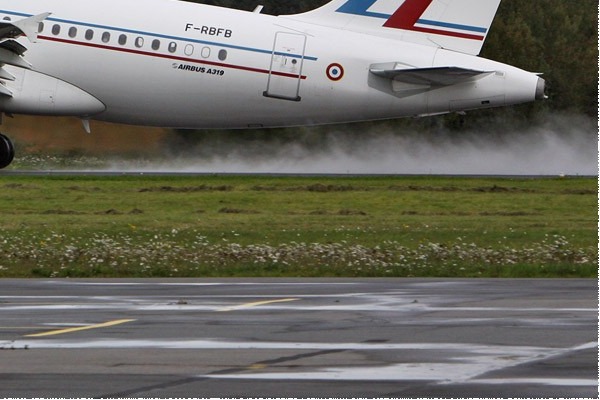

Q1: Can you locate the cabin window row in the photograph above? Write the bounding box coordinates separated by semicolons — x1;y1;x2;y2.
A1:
38;23;228;61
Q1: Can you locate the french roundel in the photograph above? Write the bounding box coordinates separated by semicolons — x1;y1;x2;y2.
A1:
326;63;344;81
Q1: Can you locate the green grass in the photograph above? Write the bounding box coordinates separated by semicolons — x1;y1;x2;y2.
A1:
0;175;596;278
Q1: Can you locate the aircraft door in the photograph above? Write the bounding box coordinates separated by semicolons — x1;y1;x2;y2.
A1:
264;32;306;102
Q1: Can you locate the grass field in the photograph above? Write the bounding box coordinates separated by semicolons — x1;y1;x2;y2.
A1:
0;174;596;278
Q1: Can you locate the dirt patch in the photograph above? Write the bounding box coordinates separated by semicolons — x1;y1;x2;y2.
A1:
66;186;102;192
480;211;542;216
3;183;40;190
472;185;536;193
139;185;232;193
42;210;85;215
251;185;278;191
388;185;537;193
305;184;360;192
338;209;368;216
388;185;459;192
562;189;596;195
218;207;260;214
95;209;123;215
309;209;368;216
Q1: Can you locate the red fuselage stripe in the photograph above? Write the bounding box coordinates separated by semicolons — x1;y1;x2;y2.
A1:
403;26;484;41
38;35;308;80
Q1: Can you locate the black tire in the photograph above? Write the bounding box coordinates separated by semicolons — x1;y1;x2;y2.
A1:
0;133;14;169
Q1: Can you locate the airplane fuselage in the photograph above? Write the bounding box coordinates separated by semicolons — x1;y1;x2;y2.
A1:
0;0;543;129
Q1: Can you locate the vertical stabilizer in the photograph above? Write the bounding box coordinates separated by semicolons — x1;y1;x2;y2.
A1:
287;0;502;55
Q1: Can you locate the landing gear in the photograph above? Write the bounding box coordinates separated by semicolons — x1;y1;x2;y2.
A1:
0;133;14;169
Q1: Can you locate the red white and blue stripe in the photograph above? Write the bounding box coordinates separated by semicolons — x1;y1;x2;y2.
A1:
336;0;487;41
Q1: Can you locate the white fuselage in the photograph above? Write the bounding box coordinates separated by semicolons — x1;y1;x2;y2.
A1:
0;0;541;129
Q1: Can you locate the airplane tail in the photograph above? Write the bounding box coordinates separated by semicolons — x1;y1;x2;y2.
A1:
288;0;502;55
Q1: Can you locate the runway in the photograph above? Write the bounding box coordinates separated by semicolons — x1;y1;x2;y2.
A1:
0;278;597;398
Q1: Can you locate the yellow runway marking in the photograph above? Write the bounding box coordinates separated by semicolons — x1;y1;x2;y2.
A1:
217;298;300;312
249;363;267;370
25;319;136;337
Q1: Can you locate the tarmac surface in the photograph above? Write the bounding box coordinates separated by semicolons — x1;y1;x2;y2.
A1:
0;278;597;398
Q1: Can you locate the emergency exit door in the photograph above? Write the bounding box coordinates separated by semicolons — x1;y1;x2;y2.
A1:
264;32;306;102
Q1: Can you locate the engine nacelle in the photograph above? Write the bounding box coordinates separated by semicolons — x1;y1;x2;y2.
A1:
0;67;105;117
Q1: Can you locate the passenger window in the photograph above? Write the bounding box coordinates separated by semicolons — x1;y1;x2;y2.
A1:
68;27;77;38
151;39;160;51
118;34;127;46
38;22;44;32
184;44;194;56
85;29;94;40
201;47;211;58
102;32;110;43
168;42;177;53
52;24;61;35
3;17;11;21
135;37;144;48
218;49;228;61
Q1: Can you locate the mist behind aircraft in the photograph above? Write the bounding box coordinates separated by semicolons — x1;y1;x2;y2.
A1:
106;114;596;176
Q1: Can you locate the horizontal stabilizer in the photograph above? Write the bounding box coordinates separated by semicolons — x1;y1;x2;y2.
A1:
370;64;493;86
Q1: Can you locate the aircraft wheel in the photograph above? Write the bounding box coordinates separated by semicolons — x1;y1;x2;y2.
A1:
0;133;15;169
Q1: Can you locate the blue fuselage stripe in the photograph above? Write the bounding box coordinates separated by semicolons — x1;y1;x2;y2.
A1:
416;19;487;34
0;9;318;61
